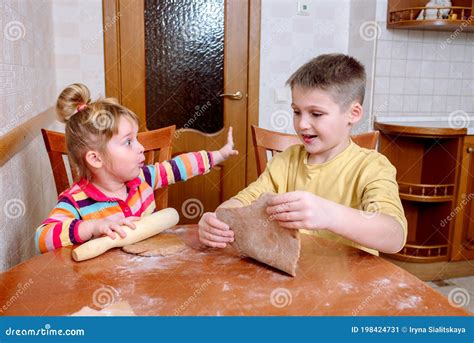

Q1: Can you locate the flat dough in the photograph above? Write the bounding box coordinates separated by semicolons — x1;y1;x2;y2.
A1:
216;193;301;276
122;233;186;257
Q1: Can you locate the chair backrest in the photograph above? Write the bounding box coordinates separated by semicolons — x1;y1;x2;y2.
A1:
41;125;175;210
251;125;380;176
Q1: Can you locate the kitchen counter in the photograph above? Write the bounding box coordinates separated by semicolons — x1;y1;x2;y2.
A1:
375;116;474;135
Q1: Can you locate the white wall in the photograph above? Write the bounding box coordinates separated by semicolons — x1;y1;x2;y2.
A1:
259;0;351;134
0;0;105;272
52;0;105;98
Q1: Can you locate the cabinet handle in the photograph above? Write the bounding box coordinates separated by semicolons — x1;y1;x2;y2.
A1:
468;147;474;153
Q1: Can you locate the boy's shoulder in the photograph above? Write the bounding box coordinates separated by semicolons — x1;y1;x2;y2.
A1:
276;143;306;160
349;143;397;181
350;143;394;168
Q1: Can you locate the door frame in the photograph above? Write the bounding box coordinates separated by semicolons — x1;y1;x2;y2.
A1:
102;0;261;185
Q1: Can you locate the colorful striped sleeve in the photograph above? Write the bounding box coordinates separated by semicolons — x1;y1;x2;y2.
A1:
147;150;215;190
35;196;84;253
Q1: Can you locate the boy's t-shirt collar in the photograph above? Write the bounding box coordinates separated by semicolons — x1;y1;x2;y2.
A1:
303;139;355;168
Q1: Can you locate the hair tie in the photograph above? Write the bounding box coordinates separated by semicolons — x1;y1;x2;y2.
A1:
73;103;88;115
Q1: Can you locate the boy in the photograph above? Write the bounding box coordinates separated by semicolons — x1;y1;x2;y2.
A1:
198;54;407;255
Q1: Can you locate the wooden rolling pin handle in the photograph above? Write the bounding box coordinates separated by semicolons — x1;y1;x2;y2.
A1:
72;208;179;262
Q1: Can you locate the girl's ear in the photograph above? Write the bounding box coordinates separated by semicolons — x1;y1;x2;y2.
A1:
348;102;363;125
85;150;103;169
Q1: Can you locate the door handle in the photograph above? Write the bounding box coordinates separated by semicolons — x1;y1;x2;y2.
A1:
219;90;243;100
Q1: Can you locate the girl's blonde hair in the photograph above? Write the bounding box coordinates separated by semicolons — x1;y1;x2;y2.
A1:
56;83;139;180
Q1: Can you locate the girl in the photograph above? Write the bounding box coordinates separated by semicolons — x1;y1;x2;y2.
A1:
36;83;238;253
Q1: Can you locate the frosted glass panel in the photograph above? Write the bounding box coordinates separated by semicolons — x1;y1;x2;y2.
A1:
144;0;224;133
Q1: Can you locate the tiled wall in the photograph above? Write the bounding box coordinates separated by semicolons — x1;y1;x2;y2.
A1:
52;0;105;97
373;0;474;118
259;0;352;134
0;0;57;272
0;0;105;272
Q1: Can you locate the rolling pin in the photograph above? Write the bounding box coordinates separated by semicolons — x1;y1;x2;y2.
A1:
72;208;179;262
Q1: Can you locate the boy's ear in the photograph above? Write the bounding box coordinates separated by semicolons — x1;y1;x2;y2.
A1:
85;150;103;169
348;102;363;125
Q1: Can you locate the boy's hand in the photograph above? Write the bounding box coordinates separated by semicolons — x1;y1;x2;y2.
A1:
81;217;140;241
266;191;333;230
198;212;234;248
215;127;239;164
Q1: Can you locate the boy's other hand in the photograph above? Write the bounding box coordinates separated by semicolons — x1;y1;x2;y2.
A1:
266;191;333;231
198;212;234;248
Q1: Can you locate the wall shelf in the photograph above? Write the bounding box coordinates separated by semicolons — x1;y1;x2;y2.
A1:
399;182;455;202
387;0;474;32
393;243;450;262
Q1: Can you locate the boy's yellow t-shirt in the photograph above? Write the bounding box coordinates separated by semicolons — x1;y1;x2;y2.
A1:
232;140;407;256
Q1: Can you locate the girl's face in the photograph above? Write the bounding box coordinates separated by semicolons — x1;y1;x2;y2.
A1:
104;116;145;182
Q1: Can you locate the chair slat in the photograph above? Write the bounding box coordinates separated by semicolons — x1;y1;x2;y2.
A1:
251;125;379;176
41;125;175;210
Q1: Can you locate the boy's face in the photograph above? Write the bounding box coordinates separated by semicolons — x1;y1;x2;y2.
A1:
291;86;362;164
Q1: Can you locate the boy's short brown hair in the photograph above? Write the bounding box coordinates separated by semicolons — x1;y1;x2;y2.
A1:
286;54;366;109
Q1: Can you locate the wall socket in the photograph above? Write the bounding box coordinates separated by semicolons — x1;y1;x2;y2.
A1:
297;0;310;15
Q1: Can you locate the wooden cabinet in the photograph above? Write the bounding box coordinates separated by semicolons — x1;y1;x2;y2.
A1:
451;136;474;261
387;0;474;32
375;122;467;263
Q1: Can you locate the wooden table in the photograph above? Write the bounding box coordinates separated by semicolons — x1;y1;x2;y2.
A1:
0;226;469;316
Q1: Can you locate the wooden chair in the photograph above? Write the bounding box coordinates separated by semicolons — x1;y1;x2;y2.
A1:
41;125;175;210
251;125;380;176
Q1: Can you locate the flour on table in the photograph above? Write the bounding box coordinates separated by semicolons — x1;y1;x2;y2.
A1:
396;295;421;310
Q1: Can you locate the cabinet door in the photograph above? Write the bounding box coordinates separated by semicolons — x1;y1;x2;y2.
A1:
452;138;474;260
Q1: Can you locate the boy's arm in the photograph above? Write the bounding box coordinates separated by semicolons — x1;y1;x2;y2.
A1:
267;192;406;254
327;203;405;254
266;155;407;254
